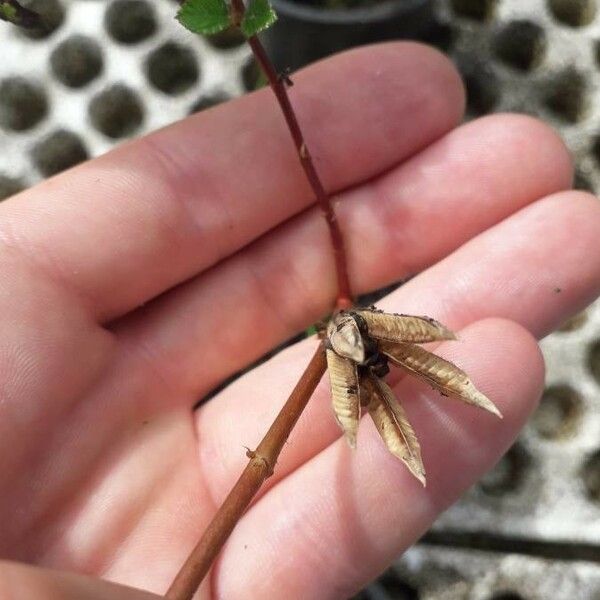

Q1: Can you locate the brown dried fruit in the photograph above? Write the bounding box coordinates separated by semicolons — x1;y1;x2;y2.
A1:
326;348;360;448
324;307;501;485
362;376;426;486
354;308;456;344
379;340;502;418
327;312;365;363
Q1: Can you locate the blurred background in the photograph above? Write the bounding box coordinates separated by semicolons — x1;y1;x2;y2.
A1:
0;0;599;598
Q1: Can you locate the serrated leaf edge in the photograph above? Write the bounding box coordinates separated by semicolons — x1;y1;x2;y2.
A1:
241;0;277;37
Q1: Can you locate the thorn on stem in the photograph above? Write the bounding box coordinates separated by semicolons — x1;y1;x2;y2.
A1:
278;68;294;87
246;448;274;477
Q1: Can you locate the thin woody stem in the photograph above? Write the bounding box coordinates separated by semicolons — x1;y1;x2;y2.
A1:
168;2;351;597
166;344;327;600
231;0;352;310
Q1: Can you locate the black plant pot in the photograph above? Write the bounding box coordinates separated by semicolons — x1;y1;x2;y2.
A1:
261;0;435;72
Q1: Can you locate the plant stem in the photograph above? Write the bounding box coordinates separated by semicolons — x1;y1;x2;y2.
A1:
168;2;351;596
0;0;43;29
232;0;352;310
166;344;327;600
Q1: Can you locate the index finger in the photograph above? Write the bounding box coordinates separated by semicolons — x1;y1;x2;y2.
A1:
0;43;464;321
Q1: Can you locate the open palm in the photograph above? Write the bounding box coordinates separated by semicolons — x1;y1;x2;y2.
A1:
1;43;599;599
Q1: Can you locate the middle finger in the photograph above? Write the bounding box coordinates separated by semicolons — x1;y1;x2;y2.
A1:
114;114;571;399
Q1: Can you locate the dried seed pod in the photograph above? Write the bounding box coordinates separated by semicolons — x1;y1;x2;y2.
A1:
327;312;365;363
363;375;426;486
326;349;360;448
379;340;502;418
354;308;456;344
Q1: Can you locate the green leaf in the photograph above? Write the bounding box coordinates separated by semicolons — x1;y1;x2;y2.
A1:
241;0;277;37
177;0;230;35
305;325;318;337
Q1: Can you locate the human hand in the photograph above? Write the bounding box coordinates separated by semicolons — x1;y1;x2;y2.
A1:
1;42;599;599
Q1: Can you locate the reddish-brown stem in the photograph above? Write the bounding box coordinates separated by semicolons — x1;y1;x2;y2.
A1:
168;2;352;597
231;0;352;310
166;344;327;600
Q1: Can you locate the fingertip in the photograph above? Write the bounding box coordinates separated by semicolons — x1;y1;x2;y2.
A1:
565;190;600;248
297;40;467;157
459;317;545;420
405;41;467;122
471;113;574;192
385;41;467;130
